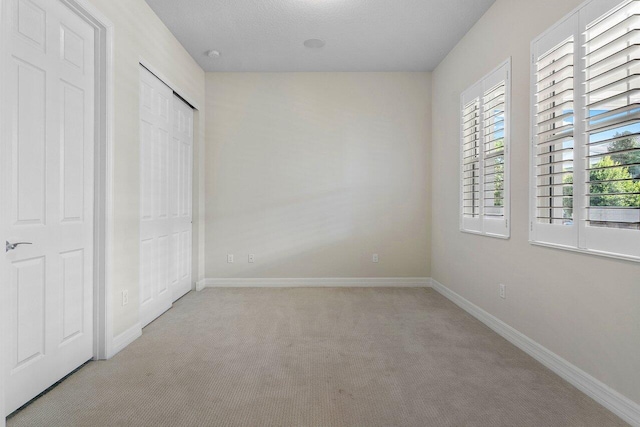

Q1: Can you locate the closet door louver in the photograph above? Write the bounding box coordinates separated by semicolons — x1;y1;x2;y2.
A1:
584;0;640;231
462;97;481;219
534;36;575;227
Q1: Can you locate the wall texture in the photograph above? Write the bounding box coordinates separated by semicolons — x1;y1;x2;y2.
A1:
432;0;640;405
205;73;431;279
85;0;205;336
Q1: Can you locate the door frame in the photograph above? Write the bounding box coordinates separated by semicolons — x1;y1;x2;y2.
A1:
0;0;114;423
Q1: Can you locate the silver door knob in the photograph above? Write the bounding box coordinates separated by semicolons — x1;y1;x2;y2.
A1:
6;241;32;252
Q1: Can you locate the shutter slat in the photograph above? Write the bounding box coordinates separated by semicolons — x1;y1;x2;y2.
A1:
537;158;574;167
537;52;573;76
537;64;573;88
536;89;574;111
586;60;640;92
538;123;573;141
537;100;573;117
586;29;640;65
484;96;505;112
536;135;574;149
587;161;640;171
537;170;573;178
585;44;640;79
586;1;640;43
587;105;640;132
586;88;640;110
536;146;573;156
536;194;574;198
536;76;573;98
585;73;640;96
483;108;505;123
587;147;640;159
537;110;573;127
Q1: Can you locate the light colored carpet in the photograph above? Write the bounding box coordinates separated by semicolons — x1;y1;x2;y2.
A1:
8;287;626;427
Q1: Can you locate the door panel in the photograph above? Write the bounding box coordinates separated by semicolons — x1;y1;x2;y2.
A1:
12;256;45;366
3;0;95;414
139;67;173;327
60;82;86;222
13;58;46;225
140;237;155;307
15;0;46;50
172;95;193;301
60;249;84;343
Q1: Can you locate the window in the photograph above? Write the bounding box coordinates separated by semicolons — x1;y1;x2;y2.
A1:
531;0;640;260
460;59;511;238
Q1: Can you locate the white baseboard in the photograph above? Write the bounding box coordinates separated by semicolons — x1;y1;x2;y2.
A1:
195;279;207;291
201;277;431;288
430;278;640;426
108;322;141;359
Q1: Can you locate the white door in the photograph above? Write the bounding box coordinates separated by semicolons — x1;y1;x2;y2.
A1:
1;0;95;414
139;67;173;327
171;95;193;302
139;69;193;326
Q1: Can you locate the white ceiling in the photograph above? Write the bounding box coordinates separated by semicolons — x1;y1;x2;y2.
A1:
145;0;495;72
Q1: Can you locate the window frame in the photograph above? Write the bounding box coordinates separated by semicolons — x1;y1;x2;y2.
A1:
529;0;640;262
460;58;512;239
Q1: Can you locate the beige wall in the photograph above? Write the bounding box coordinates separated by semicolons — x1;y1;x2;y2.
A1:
432;0;640;405
205;73;431;278
86;0;206;336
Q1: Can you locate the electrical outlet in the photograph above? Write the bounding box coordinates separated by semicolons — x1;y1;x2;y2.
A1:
122;290;129;306
227;254;234;263
372;254;379;263
248;254;255;263
499;284;506;299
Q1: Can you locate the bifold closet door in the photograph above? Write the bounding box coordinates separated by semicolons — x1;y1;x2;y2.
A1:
139;67;194;327
171;94;193;302
139;67;173;327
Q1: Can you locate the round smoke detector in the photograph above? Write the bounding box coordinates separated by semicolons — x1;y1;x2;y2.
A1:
304;39;325;49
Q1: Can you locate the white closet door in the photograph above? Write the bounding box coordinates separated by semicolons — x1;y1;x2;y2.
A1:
139;67;173;327
2;0;95;414
171;95;193;302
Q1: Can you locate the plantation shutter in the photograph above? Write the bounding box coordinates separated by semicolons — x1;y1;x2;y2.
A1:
483;82;506;219
531;15;579;247
580;0;640;258
481;62;510;237
461;60;511;237
584;0;640;230
462;96;481;221
531;0;640;260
